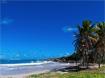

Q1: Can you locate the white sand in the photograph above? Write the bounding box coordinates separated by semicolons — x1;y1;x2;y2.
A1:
0;62;103;78
0;61;72;78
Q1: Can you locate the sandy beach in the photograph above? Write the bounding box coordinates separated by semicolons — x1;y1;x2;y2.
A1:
0;61;105;78
0;61;75;78
0;61;104;78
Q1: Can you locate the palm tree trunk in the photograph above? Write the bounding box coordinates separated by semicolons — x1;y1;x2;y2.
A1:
98;60;101;68
98;54;101;68
86;50;88;69
83;52;85;66
86;55;88;68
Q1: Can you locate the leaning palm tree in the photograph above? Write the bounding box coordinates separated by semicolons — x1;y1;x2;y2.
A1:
94;22;105;68
73;20;96;68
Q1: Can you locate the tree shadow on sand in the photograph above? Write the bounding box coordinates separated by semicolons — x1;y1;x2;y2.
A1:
51;65;93;72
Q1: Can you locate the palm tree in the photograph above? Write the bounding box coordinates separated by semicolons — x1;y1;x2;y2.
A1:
74;20;96;68
73;20;105;68
94;22;105;68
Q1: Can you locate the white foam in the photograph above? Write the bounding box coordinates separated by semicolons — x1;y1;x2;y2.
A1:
0;61;53;67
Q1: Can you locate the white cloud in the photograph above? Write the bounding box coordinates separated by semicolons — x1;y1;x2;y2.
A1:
62;26;77;32
16;54;20;57
0;18;13;25
0;54;6;59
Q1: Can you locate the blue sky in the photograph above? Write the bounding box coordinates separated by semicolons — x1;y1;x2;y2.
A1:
0;1;104;60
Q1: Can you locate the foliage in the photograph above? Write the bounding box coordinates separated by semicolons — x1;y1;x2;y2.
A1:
73;20;105;68
27;66;105;78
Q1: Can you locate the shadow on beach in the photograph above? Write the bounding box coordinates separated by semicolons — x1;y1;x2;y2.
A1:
51;64;98;73
52;66;85;72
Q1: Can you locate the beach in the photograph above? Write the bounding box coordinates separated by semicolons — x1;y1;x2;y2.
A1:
0;61;75;78
0;61;104;78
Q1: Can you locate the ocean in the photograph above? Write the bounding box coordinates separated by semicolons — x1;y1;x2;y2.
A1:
0;59;49;64
0;53;71;76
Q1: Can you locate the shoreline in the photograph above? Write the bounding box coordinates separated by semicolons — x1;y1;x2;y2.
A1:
0;61;72;78
0;61;53;66
0;61;104;78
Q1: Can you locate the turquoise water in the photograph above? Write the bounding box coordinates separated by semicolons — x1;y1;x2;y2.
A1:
0;52;72;64
0;50;72;64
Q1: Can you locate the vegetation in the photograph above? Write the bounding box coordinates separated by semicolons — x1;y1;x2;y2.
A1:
27;20;105;78
27;66;105;78
94;22;105;67
50;20;105;68
28;72;105;78
49;53;79;63
73;20;105;68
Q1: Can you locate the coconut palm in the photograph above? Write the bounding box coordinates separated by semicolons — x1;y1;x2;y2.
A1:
73;20;96;68
94;22;105;68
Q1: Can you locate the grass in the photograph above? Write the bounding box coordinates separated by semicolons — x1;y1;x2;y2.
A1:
27;66;105;78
